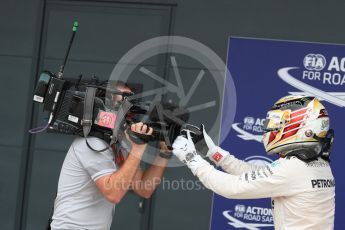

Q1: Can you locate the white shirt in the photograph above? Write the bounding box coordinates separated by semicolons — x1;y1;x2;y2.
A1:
51;137;117;230
195;154;335;230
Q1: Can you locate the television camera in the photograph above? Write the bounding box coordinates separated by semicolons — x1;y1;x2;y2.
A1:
30;22;201;151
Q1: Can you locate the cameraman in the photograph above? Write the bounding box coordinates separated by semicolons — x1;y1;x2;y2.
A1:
50;83;171;230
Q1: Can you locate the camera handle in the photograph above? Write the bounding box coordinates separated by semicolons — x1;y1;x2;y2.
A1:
180;124;203;142
180;124;210;155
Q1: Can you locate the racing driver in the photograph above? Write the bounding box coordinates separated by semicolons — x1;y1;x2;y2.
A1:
172;95;335;230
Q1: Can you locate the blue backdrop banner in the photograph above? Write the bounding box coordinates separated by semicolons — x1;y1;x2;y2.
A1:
210;37;344;230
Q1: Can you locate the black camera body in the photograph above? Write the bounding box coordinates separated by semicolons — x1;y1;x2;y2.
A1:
32;70;190;147
34;71;110;135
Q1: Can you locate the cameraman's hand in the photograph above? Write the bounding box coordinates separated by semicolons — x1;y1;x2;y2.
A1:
159;141;172;153
131;122;153;135
126;122;153;151
201;124;229;164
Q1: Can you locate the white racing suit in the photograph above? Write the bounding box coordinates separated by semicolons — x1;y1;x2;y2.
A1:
196;152;335;230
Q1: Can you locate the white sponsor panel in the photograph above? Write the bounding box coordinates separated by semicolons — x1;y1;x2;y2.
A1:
222;204;274;230
278;54;345;107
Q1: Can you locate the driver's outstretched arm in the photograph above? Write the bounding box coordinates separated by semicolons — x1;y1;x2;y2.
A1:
201;125;261;175
208;148;262;175
195;158;292;199
173;131;292;199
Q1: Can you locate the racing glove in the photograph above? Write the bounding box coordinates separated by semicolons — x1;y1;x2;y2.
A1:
201;124;230;165
172;130;210;175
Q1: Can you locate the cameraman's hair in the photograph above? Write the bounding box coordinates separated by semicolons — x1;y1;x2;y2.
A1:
113;81;130;89
107;80;131;91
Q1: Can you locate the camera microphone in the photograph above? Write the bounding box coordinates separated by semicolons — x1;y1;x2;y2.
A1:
44;21;78;115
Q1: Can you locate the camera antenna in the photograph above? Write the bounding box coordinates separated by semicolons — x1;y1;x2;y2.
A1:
57;21;78;79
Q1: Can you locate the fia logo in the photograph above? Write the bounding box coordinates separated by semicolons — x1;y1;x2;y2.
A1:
303;54;326;71
235;204;246;213
232;116;264;143
244;117;255;126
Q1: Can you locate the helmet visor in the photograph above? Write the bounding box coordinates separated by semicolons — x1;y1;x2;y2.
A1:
263;110;286;132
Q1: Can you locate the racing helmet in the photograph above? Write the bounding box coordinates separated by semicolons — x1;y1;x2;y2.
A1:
262;95;330;155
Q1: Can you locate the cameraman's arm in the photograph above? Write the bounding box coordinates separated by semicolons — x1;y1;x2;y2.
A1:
95;123;151;204
131;147;169;198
